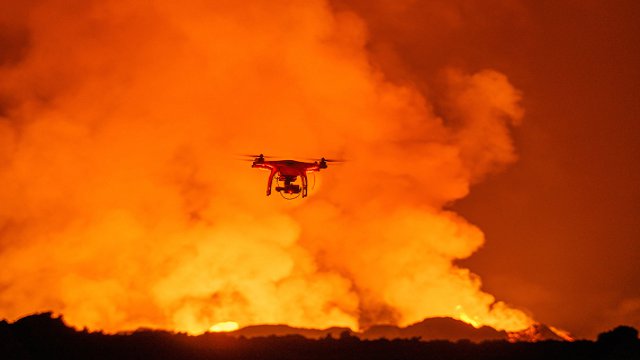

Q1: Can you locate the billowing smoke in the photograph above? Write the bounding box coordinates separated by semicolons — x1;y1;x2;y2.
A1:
0;0;531;333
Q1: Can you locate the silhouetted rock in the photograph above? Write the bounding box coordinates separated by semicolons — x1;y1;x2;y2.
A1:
597;325;639;344
362;317;507;342
361;324;403;340
0;312;637;360
508;323;573;342
231;324;353;339
596;326;640;360
405;317;508;342
230;318;572;343
12;312;70;333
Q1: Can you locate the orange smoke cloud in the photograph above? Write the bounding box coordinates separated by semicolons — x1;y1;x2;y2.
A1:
0;0;531;333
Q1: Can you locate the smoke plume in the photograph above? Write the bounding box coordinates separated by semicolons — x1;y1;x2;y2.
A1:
0;0;531;333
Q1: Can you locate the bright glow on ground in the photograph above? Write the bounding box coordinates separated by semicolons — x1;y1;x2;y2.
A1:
456;305;481;328
209;321;240;332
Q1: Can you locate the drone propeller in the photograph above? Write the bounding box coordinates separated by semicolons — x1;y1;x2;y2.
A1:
239;153;270;158
238;153;281;161
321;157;345;163
303;157;346;163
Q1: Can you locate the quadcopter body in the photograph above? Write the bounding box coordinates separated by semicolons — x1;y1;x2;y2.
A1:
245;154;339;199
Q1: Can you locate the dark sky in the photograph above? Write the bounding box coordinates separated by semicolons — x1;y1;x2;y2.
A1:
334;0;640;338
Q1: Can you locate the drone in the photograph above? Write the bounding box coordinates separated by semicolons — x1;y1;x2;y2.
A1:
243;154;342;199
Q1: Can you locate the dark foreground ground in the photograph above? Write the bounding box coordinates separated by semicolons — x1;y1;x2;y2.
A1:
1;313;638;360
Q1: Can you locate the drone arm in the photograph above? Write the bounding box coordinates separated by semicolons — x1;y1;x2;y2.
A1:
252;162;276;196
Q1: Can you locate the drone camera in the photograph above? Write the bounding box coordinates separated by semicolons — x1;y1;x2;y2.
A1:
276;184;301;194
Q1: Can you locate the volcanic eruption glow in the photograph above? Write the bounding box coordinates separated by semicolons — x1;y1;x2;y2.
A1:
209;321;240;333
1;0;535;334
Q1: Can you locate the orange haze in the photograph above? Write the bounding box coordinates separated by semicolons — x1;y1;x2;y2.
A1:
1;1;534;333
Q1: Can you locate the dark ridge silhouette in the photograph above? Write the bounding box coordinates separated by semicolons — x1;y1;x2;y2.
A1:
596;326;639;360
231;324;353;339
0;312;638;360
361;317;508;342
228;317;565;343
507;323;572;342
